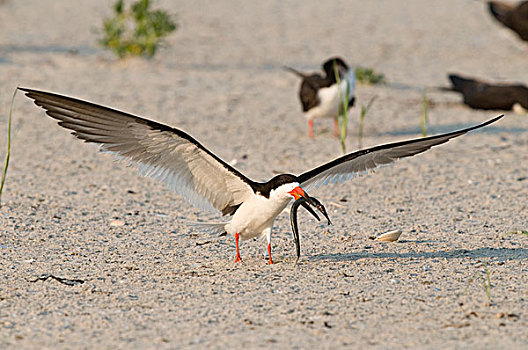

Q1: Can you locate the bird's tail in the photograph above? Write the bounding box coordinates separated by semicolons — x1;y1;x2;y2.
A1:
488;1;514;28
446;74;475;92
185;221;228;237
434;86;455;92
429;74;471;92
282;65;308;79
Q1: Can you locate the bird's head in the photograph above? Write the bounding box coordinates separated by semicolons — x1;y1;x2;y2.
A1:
287;185;331;225
269;182;308;202
266;176;330;224
323;57;349;79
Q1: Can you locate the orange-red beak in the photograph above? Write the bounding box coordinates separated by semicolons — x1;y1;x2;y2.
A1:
288;186;306;201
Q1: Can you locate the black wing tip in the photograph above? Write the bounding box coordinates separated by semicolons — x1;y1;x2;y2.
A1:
18;87;38;94
426;114;504;139
18;87;34;98
19;87;66;97
18;87;53;101
477;114;504;129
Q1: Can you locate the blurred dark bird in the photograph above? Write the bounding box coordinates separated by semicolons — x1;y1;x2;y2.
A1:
446;73;528;111
488;1;528;42
284;57;356;138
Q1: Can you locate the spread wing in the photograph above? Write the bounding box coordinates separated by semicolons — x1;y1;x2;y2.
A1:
21;88;256;215
298;115;503;190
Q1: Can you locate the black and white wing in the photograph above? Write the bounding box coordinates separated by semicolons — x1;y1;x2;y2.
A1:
299;74;331;112
21;88;256;215
298;115;503;190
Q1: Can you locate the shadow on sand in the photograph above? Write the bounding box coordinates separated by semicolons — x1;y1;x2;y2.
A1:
384;124;527;137
0;44;100;57
309;247;528;262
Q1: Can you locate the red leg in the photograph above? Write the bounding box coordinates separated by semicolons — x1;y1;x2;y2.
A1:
308;119;314;138
234;233;242;263
334;118;340;138
267;243;273;264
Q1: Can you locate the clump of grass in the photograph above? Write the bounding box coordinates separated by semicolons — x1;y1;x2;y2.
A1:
0;87;17;207
355;66;386;85
421;90;428;137
334;61;351;154
358;96;377;150
99;0;177;59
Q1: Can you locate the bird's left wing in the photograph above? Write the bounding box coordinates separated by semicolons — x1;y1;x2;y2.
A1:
21;88;256;215
298;115;503;190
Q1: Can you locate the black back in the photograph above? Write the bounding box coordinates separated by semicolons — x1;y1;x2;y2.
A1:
298;57;350;112
449;74;528;110
488;1;528;41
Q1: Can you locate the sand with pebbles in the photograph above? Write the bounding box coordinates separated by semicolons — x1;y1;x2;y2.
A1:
1;0;528;348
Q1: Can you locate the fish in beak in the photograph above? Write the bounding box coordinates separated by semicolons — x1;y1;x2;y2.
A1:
303;192;331;225
288;187;331;261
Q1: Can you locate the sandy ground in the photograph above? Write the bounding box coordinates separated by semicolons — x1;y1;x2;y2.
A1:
1;0;528;348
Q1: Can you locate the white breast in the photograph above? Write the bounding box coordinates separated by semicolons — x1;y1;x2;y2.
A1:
225;192;292;240
305;72;356;120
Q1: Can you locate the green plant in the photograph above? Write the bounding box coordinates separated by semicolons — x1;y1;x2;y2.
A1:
483;265;492;306
99;0;177;59
464;264;493;306
355;66;386;85
507;229;528;237
0;87;17;206
358;96;377;150
333;61;351;154
421;90;428;137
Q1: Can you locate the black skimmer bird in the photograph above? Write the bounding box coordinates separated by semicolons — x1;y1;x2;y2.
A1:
488;1;528;43
284;57;356;138
21;88;503;264
446;73;528;111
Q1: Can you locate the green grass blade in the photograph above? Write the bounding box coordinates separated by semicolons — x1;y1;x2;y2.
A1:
333;61;348;154
421;90;428;137
341;80;350;150
484;265;492;306
358;95;377;150
0;87;17;206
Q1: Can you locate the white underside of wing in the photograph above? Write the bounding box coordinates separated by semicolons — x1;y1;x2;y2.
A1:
302;162;394;191
101;127;254;214
104;148;219;213
138;159;219;212
22;89;255;215
300;131;462;191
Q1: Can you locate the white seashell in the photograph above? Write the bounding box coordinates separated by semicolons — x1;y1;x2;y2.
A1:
110;219;126;227
375;229;402;242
